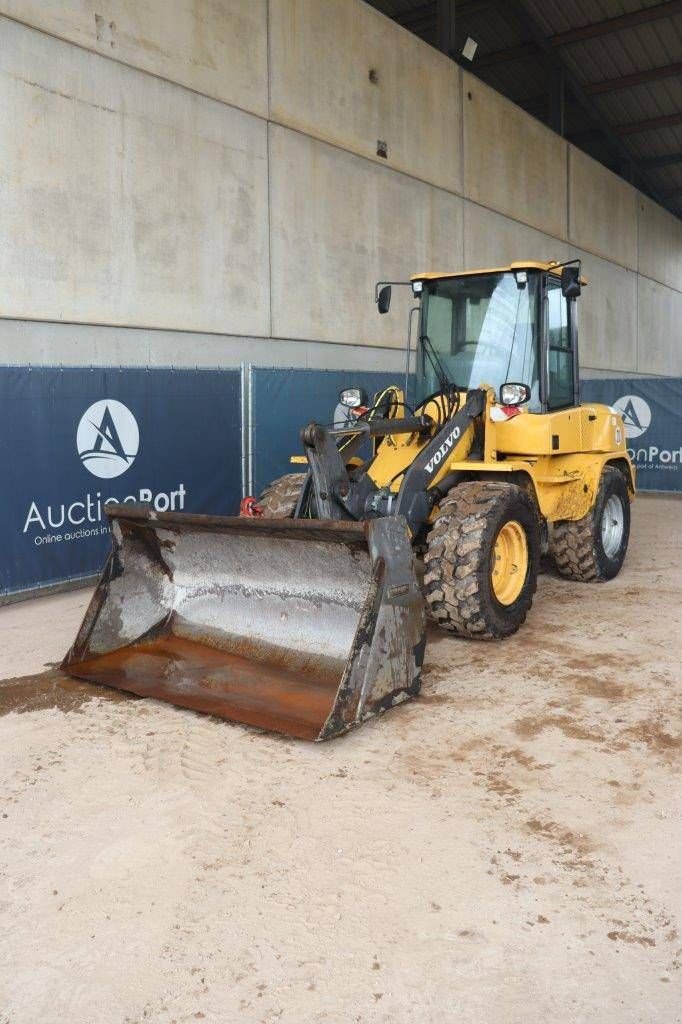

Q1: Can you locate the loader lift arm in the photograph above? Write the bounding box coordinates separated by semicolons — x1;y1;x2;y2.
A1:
299;389;486;535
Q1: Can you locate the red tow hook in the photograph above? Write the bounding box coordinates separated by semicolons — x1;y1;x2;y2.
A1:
239;496;264;518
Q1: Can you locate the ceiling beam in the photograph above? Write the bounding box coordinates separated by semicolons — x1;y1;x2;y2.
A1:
475;42;536;68
517;88;582;123
642;151;682;168
551;0;682;47
585;60;682;95
548;66;565;135
566;129;607;147
393;0;495;29
455;0;499;12
615;112;682;135
393;2;436;29
436;0;456;57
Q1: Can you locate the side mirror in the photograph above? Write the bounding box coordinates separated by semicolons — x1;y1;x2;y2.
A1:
500;382;531;407
561;265;581;299
377;284;392;314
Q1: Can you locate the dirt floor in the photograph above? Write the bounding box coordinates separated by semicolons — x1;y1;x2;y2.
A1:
0;496;680;1024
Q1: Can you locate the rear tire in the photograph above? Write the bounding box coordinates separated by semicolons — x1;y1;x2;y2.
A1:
424;481;540;640
551;465;630;582
258;472;306;518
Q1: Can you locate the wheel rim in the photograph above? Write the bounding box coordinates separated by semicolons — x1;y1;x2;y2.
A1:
491;520;528;606
600;494;624;559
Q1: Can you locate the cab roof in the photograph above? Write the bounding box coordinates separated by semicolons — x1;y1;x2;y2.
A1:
412;261;587;284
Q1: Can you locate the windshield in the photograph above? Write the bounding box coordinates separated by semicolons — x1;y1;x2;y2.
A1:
417;271;541;409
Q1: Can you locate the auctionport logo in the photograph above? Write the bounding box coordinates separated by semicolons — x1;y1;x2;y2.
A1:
77;400;139;479
613;394;652;440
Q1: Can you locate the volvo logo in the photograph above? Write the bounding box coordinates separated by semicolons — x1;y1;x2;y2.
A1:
425;425;461;475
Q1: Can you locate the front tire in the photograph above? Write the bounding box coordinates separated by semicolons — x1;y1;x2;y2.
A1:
424;481;540;639
551;465;630;582
258;472;306;518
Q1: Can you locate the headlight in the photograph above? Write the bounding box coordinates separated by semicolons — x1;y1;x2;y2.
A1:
339;388;366;409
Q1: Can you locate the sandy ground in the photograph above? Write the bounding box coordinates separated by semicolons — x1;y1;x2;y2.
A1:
0;497;680;1024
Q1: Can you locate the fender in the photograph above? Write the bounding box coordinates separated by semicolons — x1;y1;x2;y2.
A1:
444;452;635;522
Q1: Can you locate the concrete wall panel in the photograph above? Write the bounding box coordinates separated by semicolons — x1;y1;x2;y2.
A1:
0;17;269;336
463;201;568;270
269;125;463;348
637;276;682;376
463;73;567;239
269;0;461;194
638;195;682;293
568;146;638;270
0;0;268;117
0;319;405;372
570;249;637;373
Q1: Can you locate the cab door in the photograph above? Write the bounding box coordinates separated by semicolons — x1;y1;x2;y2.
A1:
542;273;580;411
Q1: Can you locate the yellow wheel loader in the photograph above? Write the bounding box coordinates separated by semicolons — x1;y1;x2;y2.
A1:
63;260;634;740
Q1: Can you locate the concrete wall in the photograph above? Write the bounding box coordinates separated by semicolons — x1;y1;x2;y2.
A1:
638;195;682;293
0;318;407;373
463;73;567;240
637;277;682;376
269;125;463;348
568;147;639;271
0;0;680;376
463;201;569;271
0;0;268;116
570;250;638;374
269;0;461;194
0;17;269;336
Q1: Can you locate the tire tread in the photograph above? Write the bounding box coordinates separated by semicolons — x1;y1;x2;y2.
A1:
424;481;538;640
259;472;306;518
550;466;628;582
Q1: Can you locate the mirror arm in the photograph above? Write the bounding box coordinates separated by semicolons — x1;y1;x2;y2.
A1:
374;280;414;303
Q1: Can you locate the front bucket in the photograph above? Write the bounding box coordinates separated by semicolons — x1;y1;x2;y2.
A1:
62;505;425;740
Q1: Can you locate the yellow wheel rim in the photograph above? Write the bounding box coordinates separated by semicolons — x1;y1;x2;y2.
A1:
491;520;528;606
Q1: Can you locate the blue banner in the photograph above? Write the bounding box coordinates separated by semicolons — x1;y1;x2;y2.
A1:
250;367;402;495
1;366;241;596
581;377;682;492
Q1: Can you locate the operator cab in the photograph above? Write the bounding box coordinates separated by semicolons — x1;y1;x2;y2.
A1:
413;261;583;414
378;261;584;415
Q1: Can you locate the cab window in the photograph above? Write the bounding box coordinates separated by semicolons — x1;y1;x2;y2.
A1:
417;271;541;410
546;278;574;409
